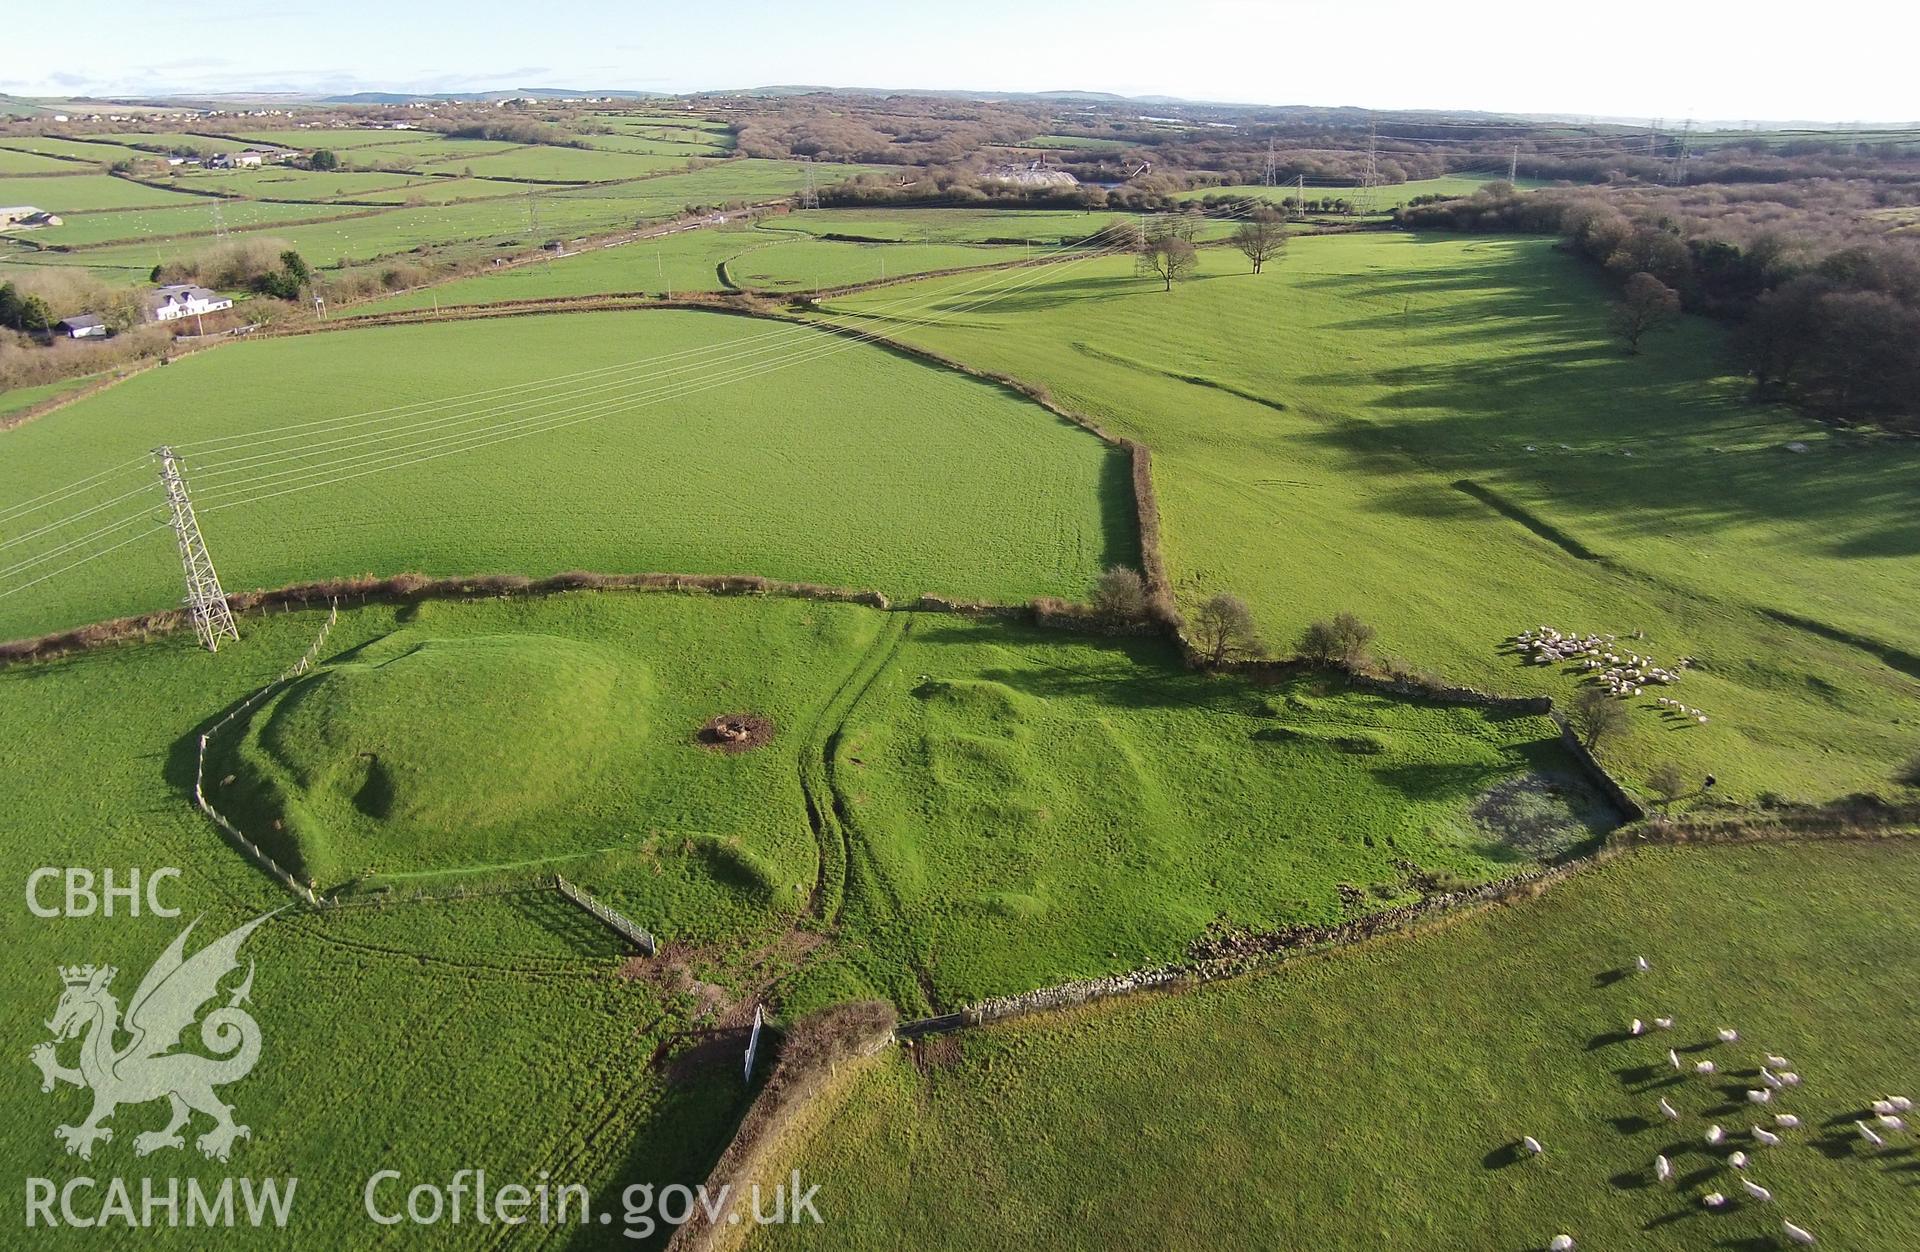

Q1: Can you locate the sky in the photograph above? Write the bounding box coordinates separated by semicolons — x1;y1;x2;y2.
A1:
3;0;1915;124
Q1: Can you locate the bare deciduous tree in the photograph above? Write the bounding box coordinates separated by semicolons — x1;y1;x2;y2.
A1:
1300;611;1376;667
1570;686;1629;751
1192;594;1263;667
1090;565;1148;625
1136;224;1199;292
1611;271;1681;353
1230;213;1288;275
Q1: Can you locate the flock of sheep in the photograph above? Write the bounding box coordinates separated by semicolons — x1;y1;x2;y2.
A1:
1510;626;1710;724
1520;955;1909;1249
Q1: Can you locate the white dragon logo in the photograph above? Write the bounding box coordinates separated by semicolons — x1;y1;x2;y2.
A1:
29;912;271;1163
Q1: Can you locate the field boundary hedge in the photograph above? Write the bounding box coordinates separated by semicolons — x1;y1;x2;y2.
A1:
191;601;338;903
662;1001;897;1252
0;568;892;666
896;815;1920;1043
898;858;1595;1038
0;361;162;432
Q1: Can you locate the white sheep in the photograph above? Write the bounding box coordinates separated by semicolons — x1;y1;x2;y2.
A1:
1783;1220;1816;1245
1718;1028;1738;1043
1780;1072;1801;1087
1630;1019;1645;1036
1549;1236;1574;1252
1765;1054;1791;1068
1856;1121;1885;1148
1659;1097;1679;1121
1774;1113;1801;1129
1669;1048;1682;1070
1747;1089;1772;1105
1741;1179;1772;1203
1636;955;1650;972
1653;1016;1674;1030
1760;1068;1783;1089
1752;1126;1781;1146
1705;1124;1725;1144
1696;1060;1718;1075
1871;1099;1897;1116
1701;1192;1727;1209
1891;1096;1913;1112
1522;1135;1544;1155
1654;1154;1671;1182
1877;1114;1906;1132
1729;1151;1749;1169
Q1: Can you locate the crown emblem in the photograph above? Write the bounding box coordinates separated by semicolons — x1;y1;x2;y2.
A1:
59;964;113;987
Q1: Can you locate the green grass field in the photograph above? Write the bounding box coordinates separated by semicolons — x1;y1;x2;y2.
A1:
762;839;1920;1251
6;161;900;286
0;173;216;212
0;308;1129;640
440;146;691;182
215;593;881;933
0;580;1630;1244
803;616;1609;1011
818;233;1920;803
0;135;133;161
0;147;89;174
22;198;366;248
0;372;99;418
0;601;749;1249
1178;174;1526;210
346;209;1168;313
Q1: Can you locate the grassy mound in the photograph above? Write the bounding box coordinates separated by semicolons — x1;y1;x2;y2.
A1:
256;632;635;837
192;593;886;925
801;621;1615;1011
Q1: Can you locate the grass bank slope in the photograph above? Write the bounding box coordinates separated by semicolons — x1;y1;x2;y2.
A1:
764;840;1920;1251
821;233;1920;801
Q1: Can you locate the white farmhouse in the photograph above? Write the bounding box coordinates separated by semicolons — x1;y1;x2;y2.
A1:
148;284;234;322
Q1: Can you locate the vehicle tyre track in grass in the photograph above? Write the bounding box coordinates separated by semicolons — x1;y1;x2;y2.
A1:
798;612;910;924
822;615;951;1013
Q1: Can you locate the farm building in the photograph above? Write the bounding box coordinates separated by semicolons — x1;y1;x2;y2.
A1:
148;284;233;322
1;206;62;228
56;314;109;339
210;149;279;169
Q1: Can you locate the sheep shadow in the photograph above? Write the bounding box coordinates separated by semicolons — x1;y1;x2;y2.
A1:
1609;1168;1655;1191
1482;1142;1532;1170
1587;1030;1633;1051
1593;967;1632;988
1609;1114;1654;1135
1678;1165;1721;1190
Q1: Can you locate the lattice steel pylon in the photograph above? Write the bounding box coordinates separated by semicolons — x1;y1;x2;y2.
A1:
154;445;239;652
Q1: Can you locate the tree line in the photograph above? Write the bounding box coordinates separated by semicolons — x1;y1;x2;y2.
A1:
1399;185;1920;425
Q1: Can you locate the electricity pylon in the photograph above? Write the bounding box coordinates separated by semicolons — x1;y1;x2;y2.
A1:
155;445;238;652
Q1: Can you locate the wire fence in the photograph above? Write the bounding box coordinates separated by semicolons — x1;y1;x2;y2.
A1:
192;600;337;904
555;875;657;955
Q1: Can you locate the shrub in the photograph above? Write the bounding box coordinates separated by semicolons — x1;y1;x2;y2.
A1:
1899;752;1920;789
1090;566;1148;625
1646;760;1690;807
1300;611;1377;667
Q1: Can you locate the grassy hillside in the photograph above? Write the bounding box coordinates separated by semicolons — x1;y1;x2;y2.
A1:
808;616;1609;1011
762;840;1920;1251
819;233;1920;802
0;602;748;1250
0;308;1129;639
